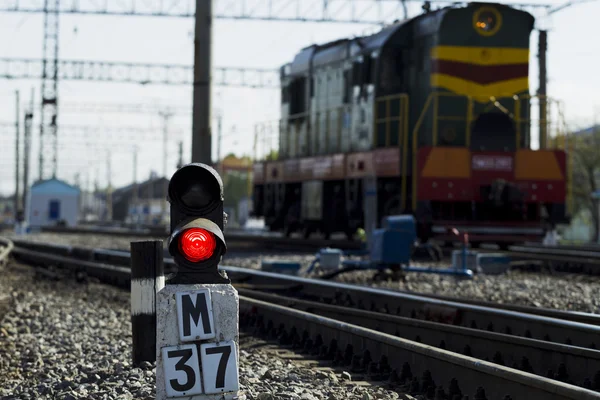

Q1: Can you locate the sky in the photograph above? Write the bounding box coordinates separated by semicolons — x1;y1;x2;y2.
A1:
0;0;599;196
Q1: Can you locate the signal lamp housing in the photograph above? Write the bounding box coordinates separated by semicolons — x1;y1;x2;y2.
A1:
167;163;229;285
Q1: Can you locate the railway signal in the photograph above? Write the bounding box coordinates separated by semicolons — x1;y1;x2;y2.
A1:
156;163;240;400
167;163;229;285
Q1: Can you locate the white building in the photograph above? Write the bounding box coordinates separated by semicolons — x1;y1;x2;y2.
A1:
28;179;80;228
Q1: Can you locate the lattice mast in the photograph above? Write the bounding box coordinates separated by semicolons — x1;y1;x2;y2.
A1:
39;0;60;180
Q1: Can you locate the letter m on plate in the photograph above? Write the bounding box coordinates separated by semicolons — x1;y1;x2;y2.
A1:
176;289;216;342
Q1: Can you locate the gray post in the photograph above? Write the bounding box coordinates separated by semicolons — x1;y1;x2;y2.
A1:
177;141;183;169
538;30;547;149
130;240;165;365
363;176;378;250
14;90;20;221
22;89;34;222
191;0;212;164
133;146;139;227
217;112;222;175
160;111;171;222
106;150;112;222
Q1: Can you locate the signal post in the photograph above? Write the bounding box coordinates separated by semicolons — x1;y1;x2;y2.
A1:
156;163;243;399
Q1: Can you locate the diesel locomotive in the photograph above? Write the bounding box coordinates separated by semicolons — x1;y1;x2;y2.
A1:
251;2;571;246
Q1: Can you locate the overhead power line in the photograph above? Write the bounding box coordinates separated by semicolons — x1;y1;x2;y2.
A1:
2;0;414;24
0;58;280;88
0;0;553;24
548;0;597;14
60;102;193;115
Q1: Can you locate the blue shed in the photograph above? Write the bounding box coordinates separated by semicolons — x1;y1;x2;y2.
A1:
27;179;80;228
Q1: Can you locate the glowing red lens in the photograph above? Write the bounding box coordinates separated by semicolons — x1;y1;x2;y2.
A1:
178;228;217;262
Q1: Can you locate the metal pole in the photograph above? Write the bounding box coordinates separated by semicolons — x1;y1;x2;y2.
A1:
133;146;138;226
106;150;112;221
217;112;222;174
85;171;89;220
538;30;547;150
161;112;171;222
130;240;164;365
15;91;21;221
177;141;183;169
23;89;34;222
191;0;212;164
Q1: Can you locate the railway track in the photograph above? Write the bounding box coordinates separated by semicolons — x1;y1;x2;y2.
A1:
502;244;600;275
34;225;363;251
27;226;600;272
5;238;600;398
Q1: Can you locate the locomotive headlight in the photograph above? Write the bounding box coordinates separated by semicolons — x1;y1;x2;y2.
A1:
473;6;502;36
476;12;496;31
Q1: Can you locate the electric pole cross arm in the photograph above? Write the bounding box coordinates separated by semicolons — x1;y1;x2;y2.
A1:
156;163;242;400
0;57;280;88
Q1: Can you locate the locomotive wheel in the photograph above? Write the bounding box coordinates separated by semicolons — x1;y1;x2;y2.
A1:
345;229;354;241
303;225;312;239
283;222;293;238
383;195;403;217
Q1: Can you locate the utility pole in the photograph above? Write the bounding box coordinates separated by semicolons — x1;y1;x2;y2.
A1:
538;30;547;150
159;111;172;222
94;169;99;219
39;0;60;180
84;171;89;220
191;0;212;165
106;150;112;222
177;141;183;169
14;90;21;222
133;145;138;225
217;111;222;175
23;89;34;220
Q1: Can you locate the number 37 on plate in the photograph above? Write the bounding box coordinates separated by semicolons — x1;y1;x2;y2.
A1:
162;341;239;398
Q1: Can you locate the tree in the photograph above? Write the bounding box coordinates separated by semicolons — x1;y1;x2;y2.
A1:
223;171;249;209
571;125;600;242
265;150;278;161
219;154;251;210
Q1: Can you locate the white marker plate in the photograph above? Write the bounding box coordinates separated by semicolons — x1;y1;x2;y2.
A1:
176;289;216;342
162;344;203;398
200;341;239;394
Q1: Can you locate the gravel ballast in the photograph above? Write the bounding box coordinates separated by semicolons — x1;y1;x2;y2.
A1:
6;232;600;314
0;259;407;400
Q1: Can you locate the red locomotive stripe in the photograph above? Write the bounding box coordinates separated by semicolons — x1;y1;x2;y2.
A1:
432;60;529;85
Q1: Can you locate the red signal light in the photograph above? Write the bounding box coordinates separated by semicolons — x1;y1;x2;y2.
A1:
178;228;217;262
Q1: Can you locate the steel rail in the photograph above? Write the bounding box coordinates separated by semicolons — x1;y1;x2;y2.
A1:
238;288;600;389
10;247;132;287
502;246;600;275
240;296;600;400
523;242;600;252
510;245;600;260
10;240;600;350
37;225;362;251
